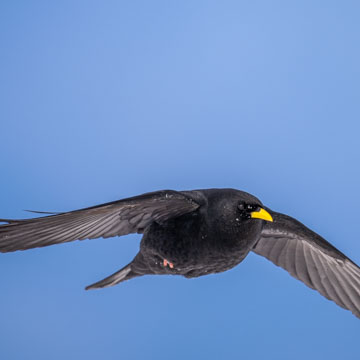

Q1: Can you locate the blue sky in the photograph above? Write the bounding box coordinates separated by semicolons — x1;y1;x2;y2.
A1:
1;1;359;359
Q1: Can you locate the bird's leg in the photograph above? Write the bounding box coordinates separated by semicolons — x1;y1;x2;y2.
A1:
163;259;174;269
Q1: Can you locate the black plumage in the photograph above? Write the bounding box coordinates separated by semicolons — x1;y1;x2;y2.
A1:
1;188;359;318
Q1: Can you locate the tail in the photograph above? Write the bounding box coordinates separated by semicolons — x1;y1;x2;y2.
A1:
85;263;139;290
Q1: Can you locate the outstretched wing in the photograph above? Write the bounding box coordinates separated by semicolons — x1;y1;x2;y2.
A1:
252;210;360;318
0;190;199;252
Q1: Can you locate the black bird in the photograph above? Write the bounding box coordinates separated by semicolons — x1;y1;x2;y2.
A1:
1;188;359;318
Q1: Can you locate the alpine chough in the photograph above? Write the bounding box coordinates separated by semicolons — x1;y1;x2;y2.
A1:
1;188;359;318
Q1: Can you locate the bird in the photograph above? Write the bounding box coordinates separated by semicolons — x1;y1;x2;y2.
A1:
1;188;359;319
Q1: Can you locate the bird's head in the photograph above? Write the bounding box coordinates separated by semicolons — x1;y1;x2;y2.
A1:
199;189;274;248
229;192;274;248
203;188;273;230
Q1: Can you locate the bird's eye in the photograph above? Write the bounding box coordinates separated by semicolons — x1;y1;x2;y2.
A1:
238;203;260;219
247;204;259;211
242;204;261;212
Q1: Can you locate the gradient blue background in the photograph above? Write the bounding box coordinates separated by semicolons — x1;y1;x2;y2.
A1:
1;1;359;359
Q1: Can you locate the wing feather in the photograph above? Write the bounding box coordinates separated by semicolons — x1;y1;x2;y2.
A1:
0;190;199;252
252;210;360;318
294;240;313;289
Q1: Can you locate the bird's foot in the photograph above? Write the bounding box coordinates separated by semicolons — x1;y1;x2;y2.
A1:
163;259;174;269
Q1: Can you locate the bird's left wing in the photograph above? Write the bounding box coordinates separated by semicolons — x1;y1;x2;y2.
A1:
252;210;360;318
0;190;199;252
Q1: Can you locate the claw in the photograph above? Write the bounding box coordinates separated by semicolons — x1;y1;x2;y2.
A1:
163;259;174;269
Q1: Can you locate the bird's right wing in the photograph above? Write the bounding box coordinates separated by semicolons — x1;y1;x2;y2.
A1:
252;210;360;318
0;190;199;252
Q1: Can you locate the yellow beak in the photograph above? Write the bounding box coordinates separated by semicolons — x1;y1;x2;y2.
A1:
251;208;273;222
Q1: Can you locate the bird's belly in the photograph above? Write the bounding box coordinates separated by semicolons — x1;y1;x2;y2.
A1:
141;216;252;278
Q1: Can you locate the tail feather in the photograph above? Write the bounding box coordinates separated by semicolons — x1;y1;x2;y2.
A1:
85;263;137;290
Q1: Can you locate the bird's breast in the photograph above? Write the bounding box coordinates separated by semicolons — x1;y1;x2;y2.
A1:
140;212;260;277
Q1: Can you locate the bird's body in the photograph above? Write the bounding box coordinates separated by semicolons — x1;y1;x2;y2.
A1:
1;188;360;319
137;189;262;279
